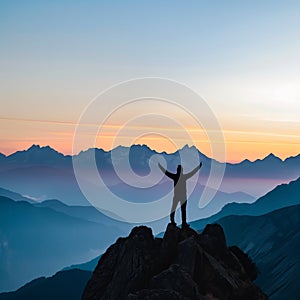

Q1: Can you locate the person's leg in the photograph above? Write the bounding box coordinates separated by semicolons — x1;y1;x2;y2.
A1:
170;211;175;224
181;200;188;226
170;198;178;224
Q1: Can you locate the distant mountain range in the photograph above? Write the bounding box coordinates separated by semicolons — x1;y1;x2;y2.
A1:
0;145;299;295
1;175;299;299
190;177;300;230
0;187;35;203
63;256;100;272
33;199;132;233
0;269;91;300
0;144;298;208
3;205;298;300
0;196;130;292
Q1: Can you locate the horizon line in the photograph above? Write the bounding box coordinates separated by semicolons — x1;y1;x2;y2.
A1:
1;143;299;165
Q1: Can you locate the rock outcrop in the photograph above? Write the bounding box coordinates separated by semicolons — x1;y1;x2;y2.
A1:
82;224;268;300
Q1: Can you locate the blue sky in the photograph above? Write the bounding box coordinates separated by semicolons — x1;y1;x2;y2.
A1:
0;0;299;160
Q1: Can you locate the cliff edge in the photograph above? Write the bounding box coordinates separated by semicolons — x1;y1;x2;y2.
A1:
82;224;268;300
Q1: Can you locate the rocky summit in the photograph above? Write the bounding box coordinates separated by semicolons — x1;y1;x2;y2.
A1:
82;224;268;300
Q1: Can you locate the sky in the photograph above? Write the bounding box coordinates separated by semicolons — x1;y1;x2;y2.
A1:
0;0;299;162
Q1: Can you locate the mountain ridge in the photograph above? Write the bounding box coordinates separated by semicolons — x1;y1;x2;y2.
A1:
4;204;299;299
210;204;300;300
2;143;298;163
0;187;36;203
0;144;299;205
0;195;126;292
190;177;300;230
0;269;91;300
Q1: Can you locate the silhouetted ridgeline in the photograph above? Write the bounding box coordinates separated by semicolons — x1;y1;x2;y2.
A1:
0;269;91;300
0;144;299;205
0;196;124;292
82;224;268;300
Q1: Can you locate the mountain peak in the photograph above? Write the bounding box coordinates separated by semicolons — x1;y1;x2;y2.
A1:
239;158;251;164
180;144;197;151
261;153;282;161
82;224;267;299
28;144;41;150
7;144;67;163
263;153;282;161
27;144;61;154
130;144;152;150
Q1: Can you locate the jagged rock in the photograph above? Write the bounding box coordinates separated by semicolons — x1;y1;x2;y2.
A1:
82;224;268;300
160;223;181;267
128;288;190;300
229;246;258;281
199;224;227;259
150;264;202;299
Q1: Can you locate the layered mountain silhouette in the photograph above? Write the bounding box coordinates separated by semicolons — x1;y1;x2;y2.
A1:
0;187;35;203
0;145;299;298
0;144;299;205
0;196;128;291
2;145;69;166
190;177;300;230
212;205;300;300
0;269;91;300
2;205;299;299
33;199;132;233
63;256;100;272
82;224;267;299
186;178;300;299
1;176;300;299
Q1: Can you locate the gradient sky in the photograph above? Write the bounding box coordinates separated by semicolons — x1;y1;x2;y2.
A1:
0;0;299;162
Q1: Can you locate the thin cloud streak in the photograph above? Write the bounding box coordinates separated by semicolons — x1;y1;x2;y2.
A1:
1;116;299;138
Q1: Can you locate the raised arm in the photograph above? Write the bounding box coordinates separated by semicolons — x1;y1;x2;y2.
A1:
158;163;175;179
184;162;202;179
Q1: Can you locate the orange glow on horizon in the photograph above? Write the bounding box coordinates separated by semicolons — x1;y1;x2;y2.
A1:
0;117;299;163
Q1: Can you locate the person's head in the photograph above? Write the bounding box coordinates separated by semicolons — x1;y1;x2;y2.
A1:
177;164;183;174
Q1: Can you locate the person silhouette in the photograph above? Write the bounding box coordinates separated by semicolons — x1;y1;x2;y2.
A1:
158;162;202;227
